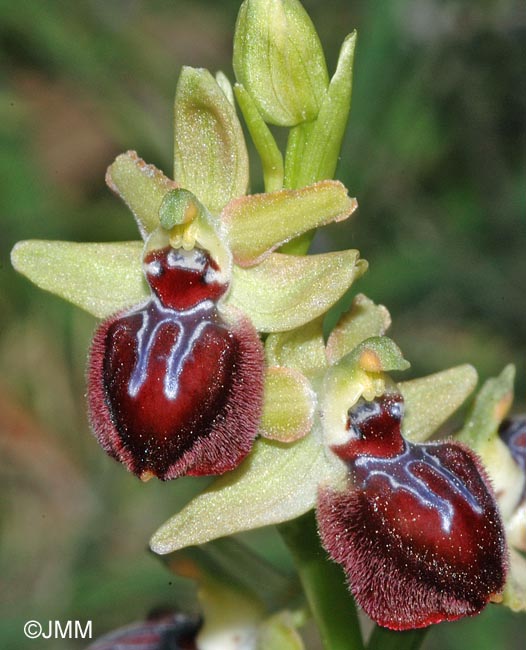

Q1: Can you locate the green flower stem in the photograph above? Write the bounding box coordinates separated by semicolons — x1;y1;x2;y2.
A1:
366;625;429;650
279;511;364;650
234;83;284;193
281;122;317;254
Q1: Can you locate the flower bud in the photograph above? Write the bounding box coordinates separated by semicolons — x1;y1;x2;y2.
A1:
233;0;329;126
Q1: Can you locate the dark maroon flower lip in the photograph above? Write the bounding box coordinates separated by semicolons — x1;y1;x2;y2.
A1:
317;392;508;630
87;245;264;481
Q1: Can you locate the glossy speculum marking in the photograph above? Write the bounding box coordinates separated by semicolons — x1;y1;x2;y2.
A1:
317;392;507;630
499;416;526;474
88;245;263;481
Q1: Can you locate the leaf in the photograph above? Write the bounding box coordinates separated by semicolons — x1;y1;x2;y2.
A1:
398;365;478;443
260;367;316;442
326;293;391;365
106;151;178;238
150;430;341;554
226;250;367;332
224;181;357;267
174;67;249;214
11;240;146;318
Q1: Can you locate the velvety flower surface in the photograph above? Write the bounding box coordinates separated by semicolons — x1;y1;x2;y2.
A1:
11;58;365;482
88;245;264;481
317;392;508;630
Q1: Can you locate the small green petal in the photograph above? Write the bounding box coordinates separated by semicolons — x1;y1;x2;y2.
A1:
456;364;515;450
174;66;249;214
106;151;177;238
266;317;326;377
149;431;340;554
233;0;329;127
503;548;526;612
11;240;146;318
260;367;316;442
227;250;367;332
295;31;357;187
224;181;357;267
320;337;409;448
326;293;391;365
398;364;478;443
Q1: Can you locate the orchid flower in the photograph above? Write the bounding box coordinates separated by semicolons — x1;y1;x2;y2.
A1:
10;0;524;642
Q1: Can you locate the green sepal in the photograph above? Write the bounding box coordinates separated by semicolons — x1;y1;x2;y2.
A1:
326;293;391;365
149;429;342;554
106;151;178;238
11;240;146;318
174;66;249;214
320;337;409;448
398;364;478;443
294;31;357;188
456;364;515;450
233;0;329;127
224;180;357;267
226;250;367;332
260;367;316;442
265;317;326;377
234;83;284;193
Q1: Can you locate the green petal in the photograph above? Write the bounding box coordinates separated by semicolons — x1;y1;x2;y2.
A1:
11;240;146;318
320;337;409;448
233;0;328;127
398;365;478;443
503;548;526;612
224;181;357;267
326;293;391;365
260;367;316;442
174;67;249;214
227;250;367;332
265;317;326;377
106;151;177;237
456;364;515;450
149;431;341;554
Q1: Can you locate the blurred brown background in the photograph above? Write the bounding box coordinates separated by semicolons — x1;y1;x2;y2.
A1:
1;0;525;648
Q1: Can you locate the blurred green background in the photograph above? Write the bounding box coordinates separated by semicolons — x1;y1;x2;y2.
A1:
1;0;524;648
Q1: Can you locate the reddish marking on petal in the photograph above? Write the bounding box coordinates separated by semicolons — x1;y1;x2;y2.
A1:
144;246;226;311
317;393;508;630
87;246;264;480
